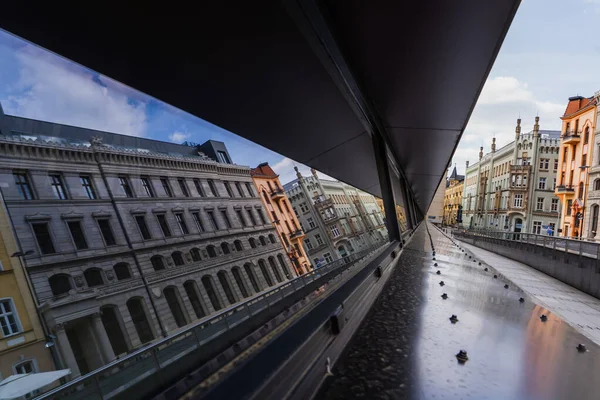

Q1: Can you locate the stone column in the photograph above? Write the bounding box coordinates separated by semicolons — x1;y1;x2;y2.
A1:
55;324;81;379
92;313;116;364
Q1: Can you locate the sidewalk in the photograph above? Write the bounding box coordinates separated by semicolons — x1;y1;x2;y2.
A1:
458;238;600;346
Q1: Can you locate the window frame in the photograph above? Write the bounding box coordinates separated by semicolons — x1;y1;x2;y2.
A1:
135;215;152;240
174;213;190;235
140;176;156;198
49;173;68;200
96;218;117;246
66;220;88;250
0;298;22;337
118;176;135;198
13;171;35;200
193;179;205;197
31;222;56;255
155;214;172;237
207;179;219;197
177;178;190;197
80;175;97;199
160;177;174;198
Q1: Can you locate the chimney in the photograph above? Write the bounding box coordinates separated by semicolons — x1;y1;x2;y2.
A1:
515;118;521;140
491;137;496;153
479;146;484;161
533;116;540;138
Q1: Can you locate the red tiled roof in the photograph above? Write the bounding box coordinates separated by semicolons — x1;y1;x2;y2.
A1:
250;162;278;178
563;96;596;118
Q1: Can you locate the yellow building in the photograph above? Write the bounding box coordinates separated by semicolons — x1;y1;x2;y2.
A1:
443;166;464;225
251;163;310;275
0;194;55;382
555;95;598;238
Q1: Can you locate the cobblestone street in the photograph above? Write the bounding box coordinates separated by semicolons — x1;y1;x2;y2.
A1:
317;223;600;400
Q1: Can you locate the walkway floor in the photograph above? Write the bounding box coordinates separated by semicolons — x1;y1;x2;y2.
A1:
316;223;600;400
458;236;600;346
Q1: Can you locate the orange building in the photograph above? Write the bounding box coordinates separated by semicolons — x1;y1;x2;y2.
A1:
251;163;310;275
555;95;598;238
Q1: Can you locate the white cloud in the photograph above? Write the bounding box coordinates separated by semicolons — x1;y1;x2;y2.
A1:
168;131;191;143
2;45;147;137
451;76;564;176
272;157;336;186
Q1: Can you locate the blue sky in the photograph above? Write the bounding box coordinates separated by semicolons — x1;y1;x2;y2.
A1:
0;0;598;183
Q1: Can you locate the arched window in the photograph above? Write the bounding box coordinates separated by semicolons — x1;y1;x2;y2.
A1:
163;287;188;328
231;267;249;298
234;240;243;251
49;274;71;296
84;268;104;287
221;242;230;255
585;127;590;144
217;271;237;304
244;263;261;293
100;306;129;355
207;245;217;258
277;254;292;279
190;248;202;262
259;236;267;246
113;263;132;280
268;234;276;244
268;257;283;283
258;259;273;286
126;297;154;344
595;179;600;191
172;251;185;266
202;276;222;311
184;281;206;319
249;238;257;249
151;255;166;271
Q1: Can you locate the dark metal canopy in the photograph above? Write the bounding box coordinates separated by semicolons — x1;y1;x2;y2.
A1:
0;0;519;213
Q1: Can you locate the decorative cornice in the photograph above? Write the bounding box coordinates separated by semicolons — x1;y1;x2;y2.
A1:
25;213;52;221
60;211;85;220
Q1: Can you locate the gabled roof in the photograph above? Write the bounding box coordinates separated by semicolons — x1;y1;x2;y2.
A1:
250;162;278;178
562;96;597;119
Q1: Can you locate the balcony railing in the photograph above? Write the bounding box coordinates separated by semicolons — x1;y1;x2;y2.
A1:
555;185;575;193
289;229;305;239
270;188;285;198
561;130;581;144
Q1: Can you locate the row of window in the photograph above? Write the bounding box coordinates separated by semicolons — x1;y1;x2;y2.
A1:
14;171;255;201
29;206;270;255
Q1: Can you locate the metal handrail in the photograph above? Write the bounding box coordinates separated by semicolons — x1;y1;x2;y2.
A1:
36;243;385;400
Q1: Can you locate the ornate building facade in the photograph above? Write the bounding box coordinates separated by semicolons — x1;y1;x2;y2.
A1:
555;95;598;238
442;166;464;225
0;105;295;379
284;168;387;266
463;117;561;235
251;162;310;275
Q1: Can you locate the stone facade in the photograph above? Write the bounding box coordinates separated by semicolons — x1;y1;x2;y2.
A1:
586;95;600;239
284;168;387;266
0;108;294;379
463;118;561;235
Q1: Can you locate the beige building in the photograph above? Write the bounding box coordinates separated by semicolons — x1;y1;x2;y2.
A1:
426;175;446;224
442;166;464;225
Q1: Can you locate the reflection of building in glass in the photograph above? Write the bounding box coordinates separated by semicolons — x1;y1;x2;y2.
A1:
462;117;560;234
251;162;310;275
0;104;295;380
426;177;445;224
0;199;55;387
443;166;464;225
284;168;387;266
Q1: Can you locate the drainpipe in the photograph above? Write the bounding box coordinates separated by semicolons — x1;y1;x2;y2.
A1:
92;148;167;338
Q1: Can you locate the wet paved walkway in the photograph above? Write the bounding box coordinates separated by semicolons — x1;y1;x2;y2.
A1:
316;223;600;400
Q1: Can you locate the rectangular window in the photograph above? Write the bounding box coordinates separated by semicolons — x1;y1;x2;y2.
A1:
67;221;88;250
551;198;559;212
14;360;34;375
0;299;21;337
207;210;219;230
178;178;190;197
160;178;173;198
193;179;205;197
331;225;341;237
538;177;546;190
533;221;542;235
32;223;55;254
315;234;324;245
257;209;267;225
549;223;556;236
553;178;557;189
174;213;189;234
245;183;254;197
224;181;234;197
567;200;572;216
539;159;549;170
14;172;34;200
554;159;558;170
217;150;231;164
80;176;97;199
246;209;257;226
135;216;152;240
50;174;68;199
304;238;313;250
141;177;155;197
536;197;544;211
582;154;588;167
307;217;316;229
513;194;523;208
97;219;117;246
235;182;245;197
207;179;219;197
221;210;232;228
192;212;204;232
156;214;172;237
300;203;309;213
119;176;134;198
323;252;333;263
236;209;247;227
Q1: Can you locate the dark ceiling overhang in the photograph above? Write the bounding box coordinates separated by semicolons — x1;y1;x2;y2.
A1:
0;0;520;213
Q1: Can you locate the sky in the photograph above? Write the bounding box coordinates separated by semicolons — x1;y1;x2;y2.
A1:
0;0;598;185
